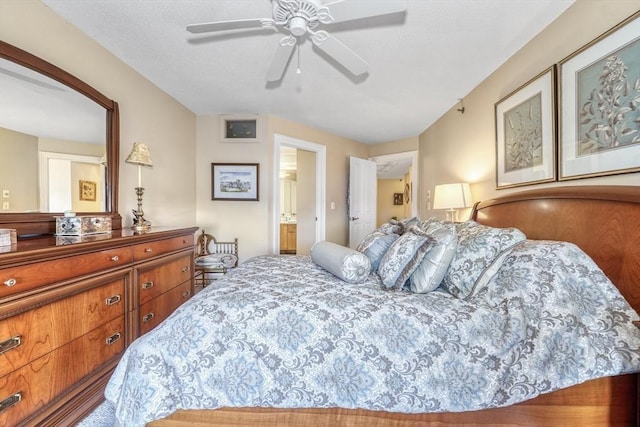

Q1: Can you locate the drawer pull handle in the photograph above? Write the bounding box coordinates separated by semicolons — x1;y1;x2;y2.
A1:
106;332;121;346
182;291;191;298
182;266;190;273
142;312;155;323
0;392;22;414
142;281;154;290
0;336;21;355
3;278;17;287
105;294;121;306
144;247;153;253
110;255;120;262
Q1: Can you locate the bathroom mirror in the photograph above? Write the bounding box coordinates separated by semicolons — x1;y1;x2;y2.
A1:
0;40;121;236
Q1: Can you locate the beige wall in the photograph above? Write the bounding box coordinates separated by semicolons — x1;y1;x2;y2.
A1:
0;0;197;228
195;114;369;261
369;136;418;157
0;128;38;211
377;179;405;226
418;0;640;219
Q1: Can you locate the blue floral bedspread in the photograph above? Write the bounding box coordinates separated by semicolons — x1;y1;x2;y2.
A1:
105;241;640;426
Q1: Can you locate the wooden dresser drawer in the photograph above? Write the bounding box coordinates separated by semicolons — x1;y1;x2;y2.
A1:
0;276;126;378
133;234;195;262
137;252;192;305
0;247;132;299
0;316;125;427
139;281;191;336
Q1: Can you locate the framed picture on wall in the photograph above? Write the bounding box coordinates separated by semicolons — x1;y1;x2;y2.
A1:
219;114;261;142
393;193;403;205
211;163;259;201
495;66;557;189
79;180;97;201
558;12;640;181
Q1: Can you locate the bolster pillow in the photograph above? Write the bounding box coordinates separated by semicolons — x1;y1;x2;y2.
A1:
311;241;371;284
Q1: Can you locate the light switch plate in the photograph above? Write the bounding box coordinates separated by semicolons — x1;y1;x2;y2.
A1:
2;201;9;210
2;189;9;198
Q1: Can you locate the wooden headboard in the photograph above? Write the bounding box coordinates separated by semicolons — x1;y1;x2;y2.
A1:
472;185;640;313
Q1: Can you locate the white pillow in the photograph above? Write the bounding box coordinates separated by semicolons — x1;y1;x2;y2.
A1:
195;253;237;269
311;241;371;284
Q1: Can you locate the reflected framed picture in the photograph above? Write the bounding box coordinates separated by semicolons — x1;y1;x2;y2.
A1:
79;180;97;201
495;66;556;189
393;193;403;205
558;12;640;180
211;163;259;201
219;114;260;142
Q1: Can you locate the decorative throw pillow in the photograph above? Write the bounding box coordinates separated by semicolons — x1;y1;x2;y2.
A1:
377;227;436;290
399;216;420;234
356;231;399;273
409;220;457;293
311;241;371;284
377;220;403;235
441;221;526;299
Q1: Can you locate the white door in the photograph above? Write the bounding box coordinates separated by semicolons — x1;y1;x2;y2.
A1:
349;156;377;248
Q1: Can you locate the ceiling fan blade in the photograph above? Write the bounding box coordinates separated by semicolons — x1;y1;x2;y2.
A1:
267;36;297;82
321;0;407;24
187;18;271;34
311;31;368;76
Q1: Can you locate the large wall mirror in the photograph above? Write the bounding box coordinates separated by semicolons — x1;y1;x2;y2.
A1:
0;40;121;236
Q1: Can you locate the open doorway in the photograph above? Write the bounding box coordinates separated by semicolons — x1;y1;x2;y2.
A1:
273;134;326;255
370;151;418;227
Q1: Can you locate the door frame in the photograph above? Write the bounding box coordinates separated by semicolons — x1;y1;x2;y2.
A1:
272;134;326;254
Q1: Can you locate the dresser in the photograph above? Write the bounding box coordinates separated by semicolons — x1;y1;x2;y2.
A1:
0;226;197;426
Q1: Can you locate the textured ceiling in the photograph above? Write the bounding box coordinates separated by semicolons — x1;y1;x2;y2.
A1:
41;0;574;144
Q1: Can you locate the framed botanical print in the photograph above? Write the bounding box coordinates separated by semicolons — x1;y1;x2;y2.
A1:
211;163;259;201
558;12;640;180
495;66;556;189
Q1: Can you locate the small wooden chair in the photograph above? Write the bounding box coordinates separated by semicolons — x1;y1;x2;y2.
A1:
194;230;238;289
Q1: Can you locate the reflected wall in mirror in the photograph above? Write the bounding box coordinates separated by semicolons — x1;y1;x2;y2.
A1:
0;40;121;236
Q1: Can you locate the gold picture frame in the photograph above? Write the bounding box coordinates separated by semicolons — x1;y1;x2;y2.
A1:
79;180;97;201
558;12;640;180
495;66;556;189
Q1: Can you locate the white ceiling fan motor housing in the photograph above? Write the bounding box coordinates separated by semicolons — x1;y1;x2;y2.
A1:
273;0;325;36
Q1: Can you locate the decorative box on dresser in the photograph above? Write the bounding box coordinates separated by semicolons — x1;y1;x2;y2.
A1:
0;226;198;426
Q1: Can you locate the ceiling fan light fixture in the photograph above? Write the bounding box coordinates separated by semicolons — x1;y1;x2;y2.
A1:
289;16;308;36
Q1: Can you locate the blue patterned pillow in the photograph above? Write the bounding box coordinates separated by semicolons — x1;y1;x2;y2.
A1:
356;231;399;273
377;220;403;235
311;241;371;284
377;228;436;290
409;220;457;293
441;221;526;299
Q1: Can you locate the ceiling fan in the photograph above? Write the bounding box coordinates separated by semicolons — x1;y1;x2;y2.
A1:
187;0;407;82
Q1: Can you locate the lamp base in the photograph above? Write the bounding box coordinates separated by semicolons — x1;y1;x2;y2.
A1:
445;209;459;223
131;187;151;232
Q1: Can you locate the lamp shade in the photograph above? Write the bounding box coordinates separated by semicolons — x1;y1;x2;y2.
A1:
125;142;153;167
433;183;472;210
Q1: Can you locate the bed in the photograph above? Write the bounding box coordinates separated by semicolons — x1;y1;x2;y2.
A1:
107;185;640;426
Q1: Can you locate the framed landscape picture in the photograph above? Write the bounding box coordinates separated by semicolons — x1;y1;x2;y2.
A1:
495;66;556;189
211;163;259;201
558;12;640;180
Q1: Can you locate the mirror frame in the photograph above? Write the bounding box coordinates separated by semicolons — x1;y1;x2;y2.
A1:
0;40;121;236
